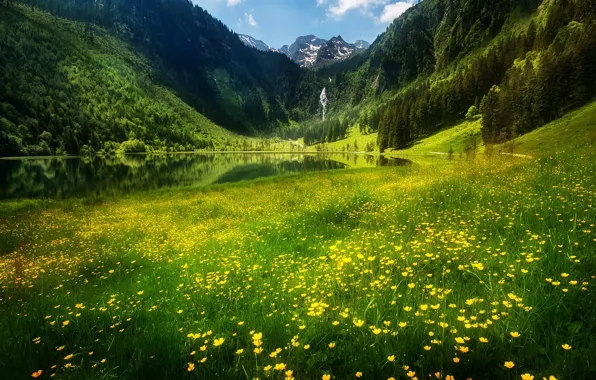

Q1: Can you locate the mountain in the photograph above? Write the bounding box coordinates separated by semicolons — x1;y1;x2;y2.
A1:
2;0;595;157
15;0;301;136
287;0;596;151
238;34;273;52
315;36;359;67
353;40;371;52
279;35;327;68
280;35;370;68
0;5;234;156
279;45;290;56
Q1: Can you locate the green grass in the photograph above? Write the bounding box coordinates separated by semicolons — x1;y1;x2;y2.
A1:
302;118;481;158
1;107;596;380
511;101;596;155
304;126;380;154
399;120;483;156
318;98;595;159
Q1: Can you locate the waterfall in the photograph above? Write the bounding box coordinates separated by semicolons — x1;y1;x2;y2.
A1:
320;88;329;121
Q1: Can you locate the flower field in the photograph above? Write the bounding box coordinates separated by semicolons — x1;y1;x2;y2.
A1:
1;143;596;379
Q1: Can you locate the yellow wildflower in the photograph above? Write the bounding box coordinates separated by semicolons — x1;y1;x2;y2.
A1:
213;337;225;347
275;363;286;371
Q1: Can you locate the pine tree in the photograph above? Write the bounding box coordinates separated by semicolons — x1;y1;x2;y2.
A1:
526;20;537;51
480;86;503;144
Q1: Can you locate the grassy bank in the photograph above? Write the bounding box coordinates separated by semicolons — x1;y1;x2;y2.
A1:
1;108;596;379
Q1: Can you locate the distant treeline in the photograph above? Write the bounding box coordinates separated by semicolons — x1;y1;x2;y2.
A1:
302;118;349;146
276;105;383;147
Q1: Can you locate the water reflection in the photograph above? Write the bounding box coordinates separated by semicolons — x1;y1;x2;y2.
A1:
0;153;411;200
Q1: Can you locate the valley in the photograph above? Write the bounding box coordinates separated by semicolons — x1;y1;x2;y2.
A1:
1;0;596;379
1;103;595;379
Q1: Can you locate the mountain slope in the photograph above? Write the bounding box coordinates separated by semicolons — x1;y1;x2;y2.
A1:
353;40;371;52
16;0;302;135
238;34;272;52
291;0;537;109
280;35;327;67
315;36;358;67
0;5;235;156
288;0;596;152
406;98;596;156
4;0;595;157
511;100;596;155
280;35;370;68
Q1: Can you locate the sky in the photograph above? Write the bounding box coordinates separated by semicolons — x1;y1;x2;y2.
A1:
192;0;418;48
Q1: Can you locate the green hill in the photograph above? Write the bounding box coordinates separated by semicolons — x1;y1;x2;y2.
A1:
293;0;596;152
15;0;301;135
399;99;596;157
510;100;596;154
0;5;241;156
2;0;595;157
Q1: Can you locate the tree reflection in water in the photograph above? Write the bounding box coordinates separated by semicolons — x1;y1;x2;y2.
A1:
0;153;410;200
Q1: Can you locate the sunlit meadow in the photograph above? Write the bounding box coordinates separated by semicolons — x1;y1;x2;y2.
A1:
1;143;595;379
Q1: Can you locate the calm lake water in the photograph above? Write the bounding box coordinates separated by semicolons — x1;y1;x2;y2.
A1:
0;153;410;200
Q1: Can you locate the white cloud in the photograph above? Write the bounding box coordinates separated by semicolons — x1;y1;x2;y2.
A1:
245;12;257;27
378;1;414;23
324;0;415;22
193;0;241;7
327;0;388;18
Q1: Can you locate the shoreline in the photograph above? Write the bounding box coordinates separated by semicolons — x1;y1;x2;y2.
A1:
0;150;434;161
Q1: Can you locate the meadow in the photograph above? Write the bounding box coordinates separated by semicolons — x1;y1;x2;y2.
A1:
1;109;596;380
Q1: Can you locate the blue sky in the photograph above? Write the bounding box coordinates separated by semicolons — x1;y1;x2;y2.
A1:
192;0;417;48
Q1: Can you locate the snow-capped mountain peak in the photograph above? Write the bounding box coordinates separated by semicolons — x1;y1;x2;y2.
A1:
353;40;371;52
279;35;327;67
315;36;371;67
238;34;274;52
280;35;370;68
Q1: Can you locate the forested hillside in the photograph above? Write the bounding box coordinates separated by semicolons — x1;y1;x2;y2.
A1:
289;0;596;151
0;5;234;156
288;0;538;117
479;4;596;145
13;0;302;135
374;0;596;151
1;0;595;156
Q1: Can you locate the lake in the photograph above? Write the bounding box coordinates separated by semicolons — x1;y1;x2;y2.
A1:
0;153;410;200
